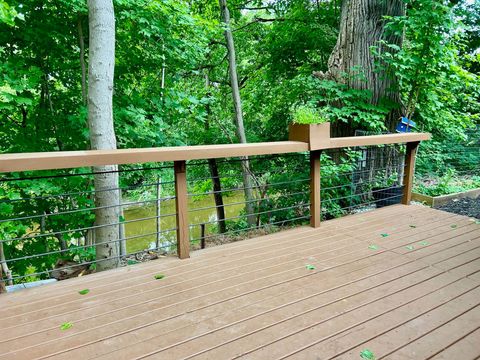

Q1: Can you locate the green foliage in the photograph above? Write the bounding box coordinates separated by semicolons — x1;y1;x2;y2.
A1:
415;170;480;197
0;1;22;26
292;105;329;124
379;0;479;135
0;0;478;285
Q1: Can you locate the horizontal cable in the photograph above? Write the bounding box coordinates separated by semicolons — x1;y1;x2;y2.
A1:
189;202;310;228
0;179;176;205
189;214;310;243
0;212;177;244
0;164;175;182
0;195;176;224
2;227;178;264
188;178;310;197
321;193;403;218
322;185;404;204
188;190;309;213
7;242;177;284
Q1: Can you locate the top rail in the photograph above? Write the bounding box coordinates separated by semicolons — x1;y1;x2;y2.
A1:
0;131;430;173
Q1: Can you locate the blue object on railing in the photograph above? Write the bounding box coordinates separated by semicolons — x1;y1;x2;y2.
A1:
396;117;416;133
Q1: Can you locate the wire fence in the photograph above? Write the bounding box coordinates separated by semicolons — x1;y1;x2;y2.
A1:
0;144;408;289
414;127;480;197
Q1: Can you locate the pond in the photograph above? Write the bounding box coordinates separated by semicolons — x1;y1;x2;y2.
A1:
124;192;245;253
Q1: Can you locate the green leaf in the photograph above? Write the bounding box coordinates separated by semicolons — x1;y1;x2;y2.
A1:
369;244;379;250
380;233;389;238
60;322;73;330
450;224;457;228
306;264;316;270
154;274;165;280
78;289;90;295
406;245;415;250
409;225;417;228
419;241;429;246
360;349;376;359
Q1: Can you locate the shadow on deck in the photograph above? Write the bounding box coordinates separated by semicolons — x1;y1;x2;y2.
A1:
1;204;479;360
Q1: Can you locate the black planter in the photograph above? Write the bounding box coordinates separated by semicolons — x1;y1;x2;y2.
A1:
372;186;404;208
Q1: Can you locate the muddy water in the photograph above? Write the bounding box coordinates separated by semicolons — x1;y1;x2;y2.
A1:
124;193;245;253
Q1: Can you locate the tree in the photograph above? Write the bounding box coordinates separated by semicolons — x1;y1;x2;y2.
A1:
219;0;256;226
316;0;406;135
87;0;120;271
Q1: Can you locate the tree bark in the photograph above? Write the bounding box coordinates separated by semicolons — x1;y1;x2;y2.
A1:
87;0;120;271
0;265;6;293
317;0;405;134
78;16;87;106
0;240;12;287
205;71;227;234
219;0;256;226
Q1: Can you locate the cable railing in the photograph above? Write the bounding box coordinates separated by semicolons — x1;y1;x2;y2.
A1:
0;124;430;290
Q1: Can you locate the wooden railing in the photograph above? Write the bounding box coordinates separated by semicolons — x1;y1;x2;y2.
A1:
0;126;430;260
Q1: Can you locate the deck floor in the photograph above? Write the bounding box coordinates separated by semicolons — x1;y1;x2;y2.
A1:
1;204;480;360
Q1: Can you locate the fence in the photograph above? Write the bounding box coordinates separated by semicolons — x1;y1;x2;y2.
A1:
415;127;479;197
0;129;429;289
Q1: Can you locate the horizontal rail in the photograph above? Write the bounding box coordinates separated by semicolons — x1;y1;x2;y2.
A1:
327;133;431;149
0;132;430;173
0;142;308;173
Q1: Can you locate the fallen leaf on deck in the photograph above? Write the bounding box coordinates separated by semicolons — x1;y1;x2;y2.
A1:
306;265;316;270
60;322;73;330
369;245;379;250
380;233;389;237
419;241;429;246
360;349;375;359
409;225;416;228
406;245;415;250
78;289;90;295
154;274;165;280
451;224;457;228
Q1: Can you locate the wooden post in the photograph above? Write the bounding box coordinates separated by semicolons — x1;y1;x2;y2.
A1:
402;141;420;205
310;150;321;228
174;161;190;259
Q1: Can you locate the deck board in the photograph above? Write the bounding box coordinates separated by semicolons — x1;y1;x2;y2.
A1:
0;204;479;360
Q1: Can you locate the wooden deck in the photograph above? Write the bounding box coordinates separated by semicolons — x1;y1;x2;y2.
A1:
1;204;479;360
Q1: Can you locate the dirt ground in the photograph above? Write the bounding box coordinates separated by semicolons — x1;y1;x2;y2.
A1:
435;197;480;219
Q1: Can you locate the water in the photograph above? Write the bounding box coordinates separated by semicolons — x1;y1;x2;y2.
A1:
124;192;245;253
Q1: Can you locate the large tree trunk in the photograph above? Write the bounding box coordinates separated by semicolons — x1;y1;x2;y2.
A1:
87;0;120;271
318;0;405;135
219;0;256;226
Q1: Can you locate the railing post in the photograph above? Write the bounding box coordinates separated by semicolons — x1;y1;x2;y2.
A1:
310;150;321;228
174;160;190;259
402;141;420;205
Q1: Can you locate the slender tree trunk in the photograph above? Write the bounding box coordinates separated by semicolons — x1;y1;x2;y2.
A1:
316;0;405;135
219;0;256;226
78;16;87;106
208;159;227;233
87;0;120;271
205;71;227;234
0;265;6;293
0;241;12;286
